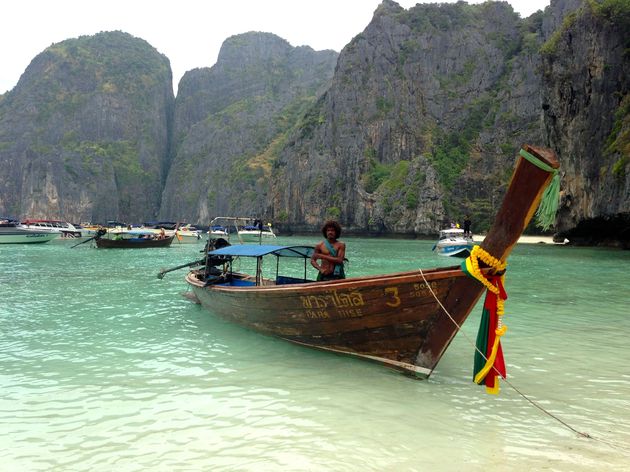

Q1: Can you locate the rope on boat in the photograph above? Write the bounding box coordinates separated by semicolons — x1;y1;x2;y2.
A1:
416;267;630;452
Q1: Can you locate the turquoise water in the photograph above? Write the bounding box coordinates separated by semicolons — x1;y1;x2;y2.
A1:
1;237;629;471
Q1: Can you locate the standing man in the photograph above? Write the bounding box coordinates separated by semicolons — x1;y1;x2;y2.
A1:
311;220;346;281
463;215;472;238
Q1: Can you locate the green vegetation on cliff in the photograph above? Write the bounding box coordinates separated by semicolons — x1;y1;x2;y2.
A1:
428;97;494;191
542;0;630;57
606;94;630;178
48;32;170;95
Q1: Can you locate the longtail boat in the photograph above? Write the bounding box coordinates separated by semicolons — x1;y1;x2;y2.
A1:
95;230;175;248
184;145;559;379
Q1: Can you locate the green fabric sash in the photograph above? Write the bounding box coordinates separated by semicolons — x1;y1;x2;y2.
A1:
519;148;560;231
324;239;345;277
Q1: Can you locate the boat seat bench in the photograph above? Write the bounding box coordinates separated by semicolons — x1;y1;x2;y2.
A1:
216;278;256;287
276;276;313;285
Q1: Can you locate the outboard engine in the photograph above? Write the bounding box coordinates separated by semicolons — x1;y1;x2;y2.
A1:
202;237;232;281
202;237;230;253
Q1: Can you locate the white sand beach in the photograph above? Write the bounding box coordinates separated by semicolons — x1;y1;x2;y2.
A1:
474;234;567;245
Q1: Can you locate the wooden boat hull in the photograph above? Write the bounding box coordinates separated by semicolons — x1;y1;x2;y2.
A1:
136;226;201;243
96;235;174;248
187;267;484;376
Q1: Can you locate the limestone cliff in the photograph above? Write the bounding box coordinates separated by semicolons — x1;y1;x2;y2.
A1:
541;0;630;246
0;1;627;247
159;32;338;223
269;0;628;245
271;0;543;234
0;31;173;223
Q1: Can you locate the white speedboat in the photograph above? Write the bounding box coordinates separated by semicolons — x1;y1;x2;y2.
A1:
206;217;276;243
432;228;474;257
174;224;203;243
140;222;202;243
0;218;59;244
237;224;276;242
209;225;229;237
19;219;86;238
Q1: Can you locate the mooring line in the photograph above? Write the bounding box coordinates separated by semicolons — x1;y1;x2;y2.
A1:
418;267;630;453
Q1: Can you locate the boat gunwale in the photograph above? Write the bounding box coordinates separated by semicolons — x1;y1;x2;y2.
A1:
185;264;480;293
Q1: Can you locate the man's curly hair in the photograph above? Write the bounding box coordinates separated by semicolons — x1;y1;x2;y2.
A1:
321;220;342;238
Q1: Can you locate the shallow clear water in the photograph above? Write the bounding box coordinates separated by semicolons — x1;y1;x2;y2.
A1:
1;237;629;471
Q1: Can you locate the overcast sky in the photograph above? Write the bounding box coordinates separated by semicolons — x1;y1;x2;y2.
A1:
1;0;551;95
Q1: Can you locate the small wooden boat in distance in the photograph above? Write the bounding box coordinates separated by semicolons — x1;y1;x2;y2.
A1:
185;145;560;377
95;230;174;248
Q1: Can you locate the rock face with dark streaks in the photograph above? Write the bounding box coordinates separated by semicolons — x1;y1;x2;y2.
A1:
159;32;338;223
540;0;629;247
271;0;545;234
0;31;173;223
0;0;627;247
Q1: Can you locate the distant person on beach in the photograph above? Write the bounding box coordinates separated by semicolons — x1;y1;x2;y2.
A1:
311;220;346;281
463;215;472;238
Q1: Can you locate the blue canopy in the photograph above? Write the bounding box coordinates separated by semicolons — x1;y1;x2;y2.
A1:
209;244;314;258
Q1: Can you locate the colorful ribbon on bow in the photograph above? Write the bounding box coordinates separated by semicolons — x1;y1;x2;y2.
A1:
462;246;508;394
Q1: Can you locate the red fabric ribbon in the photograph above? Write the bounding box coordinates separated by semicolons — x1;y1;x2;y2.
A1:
482;276;507;388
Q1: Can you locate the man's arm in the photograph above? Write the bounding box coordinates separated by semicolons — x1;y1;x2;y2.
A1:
336;243;346;263
316;242;345;265
311;243;323;271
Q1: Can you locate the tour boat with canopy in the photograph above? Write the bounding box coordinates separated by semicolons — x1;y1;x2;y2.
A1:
167;145;560;392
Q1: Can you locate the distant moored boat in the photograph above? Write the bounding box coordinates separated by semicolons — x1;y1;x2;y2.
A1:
19;219;85;239
95;230;175;248
0;218;59;244
433;228;475;258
